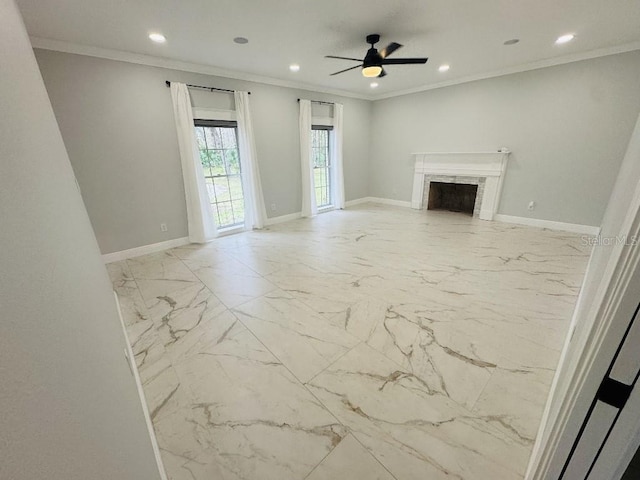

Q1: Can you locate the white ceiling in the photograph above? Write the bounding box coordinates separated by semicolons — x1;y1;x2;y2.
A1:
16;0;640;99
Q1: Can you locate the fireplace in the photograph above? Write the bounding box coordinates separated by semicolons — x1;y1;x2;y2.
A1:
422;176;485;218
411;151;510;221
428;182;478;215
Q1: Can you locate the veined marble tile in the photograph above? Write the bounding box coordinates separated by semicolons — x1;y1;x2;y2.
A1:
170;321;349;480
190;264;277;308
127;251;201;307
177;247;263;278
329;299;495;410
127;250;194;279
108;261;150;326
308;343;529;480
123;316;166;383
106;260;133;289
472;359;556;447
110;205;590;480
306;434;395;480
146;283;228;362
232;290;360;383
229;245;309;277
265;265;367;319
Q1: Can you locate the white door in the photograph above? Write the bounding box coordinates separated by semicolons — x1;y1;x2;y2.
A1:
559;301;640;479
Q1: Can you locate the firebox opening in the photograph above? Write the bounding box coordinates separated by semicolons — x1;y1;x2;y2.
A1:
428;182;478;215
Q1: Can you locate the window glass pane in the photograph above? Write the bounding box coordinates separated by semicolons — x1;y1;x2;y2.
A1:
204;177;216;203
205;127;224;149
221;128;238;149
213;176;231;203
312;128;331;208
217;201;233;226
209;150;225;175
228;175;243;201
195;127;207;150
195;125;244;228
200;150;213;176
231;200;245;223
225;149;241;175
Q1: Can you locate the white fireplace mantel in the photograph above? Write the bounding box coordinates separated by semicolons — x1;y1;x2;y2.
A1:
411;150;510;220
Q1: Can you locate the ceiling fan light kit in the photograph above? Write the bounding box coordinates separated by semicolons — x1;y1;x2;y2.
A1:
326;33;428;79
362;66;383;77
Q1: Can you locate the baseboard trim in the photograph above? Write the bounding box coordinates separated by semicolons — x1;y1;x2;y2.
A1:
264;211;302;226
113;292;167;480
345;197;371;207
494;214;601;235
102;237;190;264
345;196;413;208
367;197;413;208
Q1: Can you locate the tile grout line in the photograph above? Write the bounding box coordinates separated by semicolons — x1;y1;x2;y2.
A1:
303;340;363;386
228;309;356;478
170;247;255;311
347;431;401;480
300;340;401;480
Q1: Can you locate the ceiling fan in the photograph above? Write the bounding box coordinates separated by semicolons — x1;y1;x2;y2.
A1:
326;34;428;78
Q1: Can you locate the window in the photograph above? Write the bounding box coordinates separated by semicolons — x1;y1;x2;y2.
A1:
194;120;244;228
312;126;332;208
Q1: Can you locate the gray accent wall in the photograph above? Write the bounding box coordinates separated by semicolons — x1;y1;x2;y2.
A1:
34;49;372;254
0;0;160;478
370;51;640;227
34;48;640;254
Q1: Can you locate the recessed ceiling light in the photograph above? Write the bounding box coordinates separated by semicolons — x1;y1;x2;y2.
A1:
370;82;379;88
289;64;300;72
504;39;520;46
233;37;249;44
148;33;166;44
555;34;575;45
438;64;450;72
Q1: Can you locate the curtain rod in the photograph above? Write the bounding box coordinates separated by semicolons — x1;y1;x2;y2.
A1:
165;80;250;95
297;98;334;106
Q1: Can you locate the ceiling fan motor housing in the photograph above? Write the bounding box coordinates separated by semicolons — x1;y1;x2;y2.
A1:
363;47;381;67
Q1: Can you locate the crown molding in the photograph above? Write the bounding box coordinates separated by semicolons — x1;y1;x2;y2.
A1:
30;36;640;103
29;36;372;101
371;41;640;101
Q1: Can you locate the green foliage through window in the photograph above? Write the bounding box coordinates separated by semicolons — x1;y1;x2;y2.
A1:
312;128;331;207
195;124;245;227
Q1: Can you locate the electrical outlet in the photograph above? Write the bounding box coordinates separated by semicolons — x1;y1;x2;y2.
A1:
528;201;535;211
160;223;168;232
270;203;277;212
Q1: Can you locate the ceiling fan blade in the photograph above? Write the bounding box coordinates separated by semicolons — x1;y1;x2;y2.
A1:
378;68;387;78
381;57;429;65
330;64;363;76
380;42;402;58
325;55;363;62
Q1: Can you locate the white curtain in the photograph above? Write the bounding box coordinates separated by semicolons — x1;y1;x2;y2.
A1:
331;103;345;209
170;82;217;243
299;99;317;217
234;91;266;229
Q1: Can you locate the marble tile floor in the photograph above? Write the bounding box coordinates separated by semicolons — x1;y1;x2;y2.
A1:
107;204;591;480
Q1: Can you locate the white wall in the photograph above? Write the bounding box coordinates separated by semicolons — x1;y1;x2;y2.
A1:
0;1;160;478
369;51;640;227
530;111;640;479
34;50;372;254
